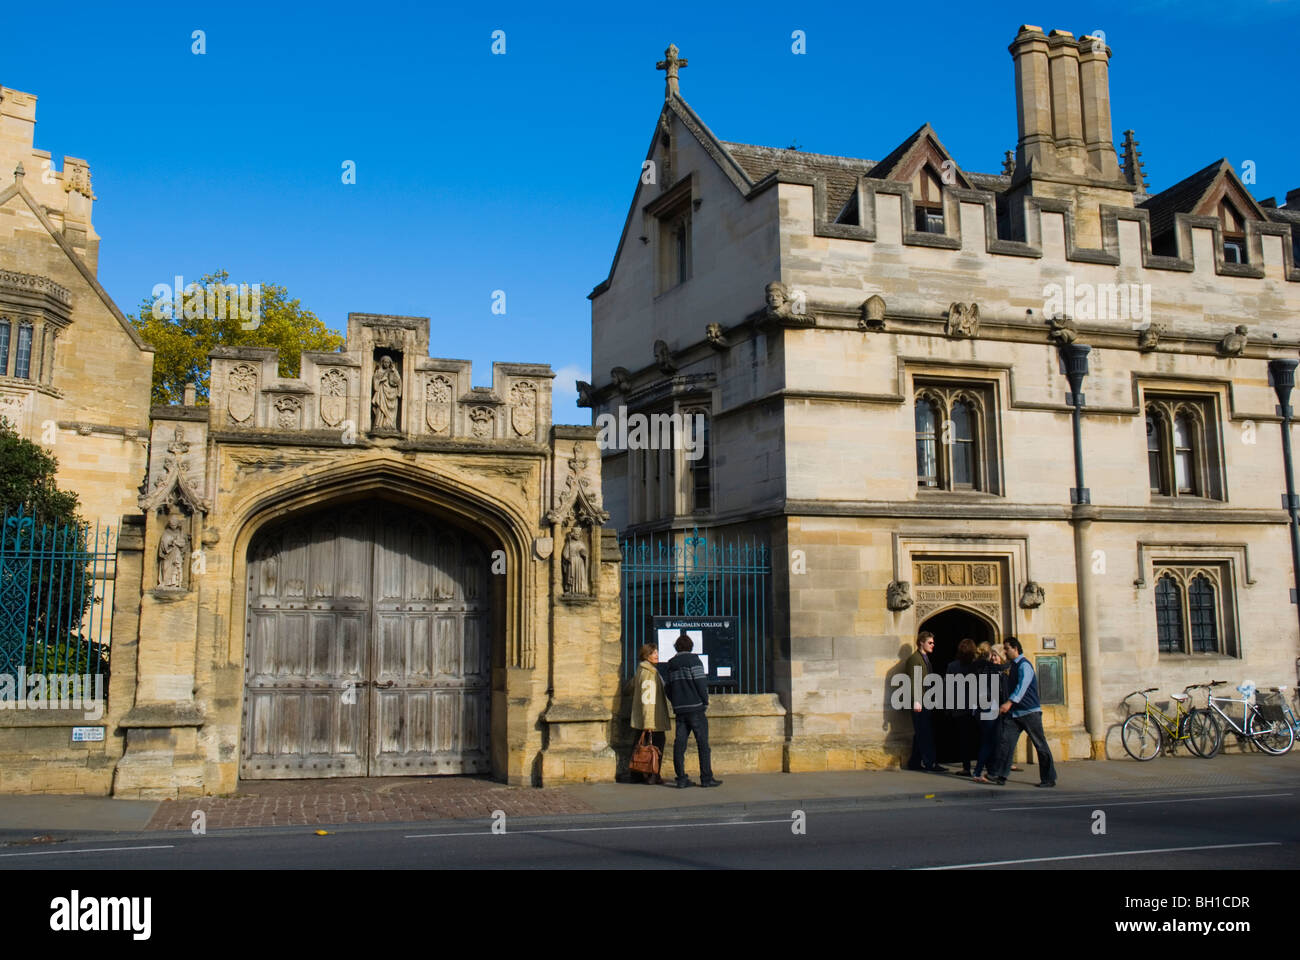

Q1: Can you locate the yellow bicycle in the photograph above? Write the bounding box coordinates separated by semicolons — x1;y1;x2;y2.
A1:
1121;685;1218;760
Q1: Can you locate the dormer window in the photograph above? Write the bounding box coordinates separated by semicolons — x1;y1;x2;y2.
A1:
913;165;945;234
1218;199;1247;264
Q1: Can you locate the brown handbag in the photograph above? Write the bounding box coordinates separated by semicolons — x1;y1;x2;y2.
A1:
629;729;661;776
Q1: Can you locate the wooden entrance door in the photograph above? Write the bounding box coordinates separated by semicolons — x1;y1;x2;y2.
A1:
241;502;491;779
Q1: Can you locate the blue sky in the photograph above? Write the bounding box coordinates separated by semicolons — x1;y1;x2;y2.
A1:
5;0;1296;422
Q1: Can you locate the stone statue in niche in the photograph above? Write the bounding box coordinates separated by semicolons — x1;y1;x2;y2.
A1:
562;527;590;596
157;512;189;589
371;354;402;429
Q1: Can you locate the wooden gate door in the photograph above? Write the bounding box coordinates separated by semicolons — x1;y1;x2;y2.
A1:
241;503;491;779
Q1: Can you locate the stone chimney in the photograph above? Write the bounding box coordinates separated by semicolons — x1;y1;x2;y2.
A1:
1078;34;1120;178
1006;25;1132;247
1287;188;1300;210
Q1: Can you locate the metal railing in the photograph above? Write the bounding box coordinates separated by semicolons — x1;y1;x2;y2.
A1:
0;506;116;684
620;526;771;693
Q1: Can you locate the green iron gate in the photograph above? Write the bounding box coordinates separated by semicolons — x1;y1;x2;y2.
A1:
0;506;116;681
620;526;771;693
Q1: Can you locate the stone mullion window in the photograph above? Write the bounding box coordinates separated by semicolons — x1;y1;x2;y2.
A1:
13;321;34;380
683;406;711;514
1153;564;1232;656
0;316;10;376
913;384;996;493
1145;397;1220;500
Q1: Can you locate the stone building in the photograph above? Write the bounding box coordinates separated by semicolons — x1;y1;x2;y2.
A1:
587;28;1300;770
0;83;623;797
0;85;154;527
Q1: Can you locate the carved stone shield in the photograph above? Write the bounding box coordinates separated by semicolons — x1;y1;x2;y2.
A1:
227;364;257;424
510;381;536;437
319;369;346;427
425;375;452;434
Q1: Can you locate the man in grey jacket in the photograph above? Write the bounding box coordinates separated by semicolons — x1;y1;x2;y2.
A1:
665;631;722;788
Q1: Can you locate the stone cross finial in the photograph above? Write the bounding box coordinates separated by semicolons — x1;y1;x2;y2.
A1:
656;44;688;99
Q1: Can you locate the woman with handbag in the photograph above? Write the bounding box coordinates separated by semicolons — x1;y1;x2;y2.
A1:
629;642;669;785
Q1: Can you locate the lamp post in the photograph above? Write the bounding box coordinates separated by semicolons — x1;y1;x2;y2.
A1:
1269;358;1300;638
1061;344;1091;504
1060;342;1103;756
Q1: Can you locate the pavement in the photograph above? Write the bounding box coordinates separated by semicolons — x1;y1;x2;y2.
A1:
1;750;1297;840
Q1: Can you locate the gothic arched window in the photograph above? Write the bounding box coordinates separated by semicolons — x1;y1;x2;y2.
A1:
1152;564;1233;656
914;383;998;493
1144;397;1221;500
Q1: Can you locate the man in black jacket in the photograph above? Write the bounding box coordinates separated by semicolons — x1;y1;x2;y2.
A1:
665;631;723;788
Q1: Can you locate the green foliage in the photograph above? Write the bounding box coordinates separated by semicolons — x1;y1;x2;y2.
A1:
131;269;345;406
0;416;80;524
0;418;99;674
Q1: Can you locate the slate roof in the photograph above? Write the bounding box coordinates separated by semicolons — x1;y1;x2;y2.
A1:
719;137;1006;220
1138;158;1229;240
720;142;877;216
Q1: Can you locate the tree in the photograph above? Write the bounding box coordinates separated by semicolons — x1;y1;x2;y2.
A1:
131;269;345;405
0;416;101;676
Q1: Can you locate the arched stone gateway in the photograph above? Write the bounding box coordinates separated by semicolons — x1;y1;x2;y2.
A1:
241;501;495;779
112;313;624;799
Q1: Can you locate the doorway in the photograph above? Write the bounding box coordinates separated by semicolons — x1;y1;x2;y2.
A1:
918;607;997;765
241;501;493;779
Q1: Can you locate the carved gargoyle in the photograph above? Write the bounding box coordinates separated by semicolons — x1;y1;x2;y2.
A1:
705;322;729;350
1047;315;1078;345
1138;323;1163;353
1019;581;1046;609
945;302;980;338
575;380;595;408
1218;324;1248;358
610;367;632;392
886;580;914;611
859;294;886;332
654;339;677;375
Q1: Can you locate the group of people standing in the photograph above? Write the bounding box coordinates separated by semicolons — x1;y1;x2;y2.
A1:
905;630;1057;787
628;628;1057;788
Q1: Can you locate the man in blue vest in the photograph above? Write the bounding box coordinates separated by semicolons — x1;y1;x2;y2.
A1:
993;637;1057;787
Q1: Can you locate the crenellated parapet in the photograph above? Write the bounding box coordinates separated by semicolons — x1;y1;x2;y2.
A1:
207;312;554;444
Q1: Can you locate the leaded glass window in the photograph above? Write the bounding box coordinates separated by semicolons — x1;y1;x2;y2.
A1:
1188;575;1218;653
0;317;9;376
915;399;939;488
1155;576;1183;653
14;323;33;380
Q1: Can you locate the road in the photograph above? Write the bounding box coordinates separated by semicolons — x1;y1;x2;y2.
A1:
3;782;1297;870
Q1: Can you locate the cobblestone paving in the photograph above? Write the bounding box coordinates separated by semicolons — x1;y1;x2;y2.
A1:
146;776;594;831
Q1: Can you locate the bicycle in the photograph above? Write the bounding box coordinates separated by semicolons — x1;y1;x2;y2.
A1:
1256;687;1299;754
1120;686;1218;760
1197;681;1294;757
